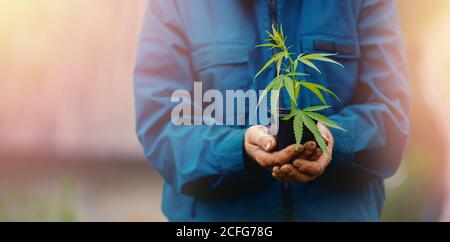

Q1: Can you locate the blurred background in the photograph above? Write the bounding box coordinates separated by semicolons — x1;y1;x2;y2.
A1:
0;0;449;221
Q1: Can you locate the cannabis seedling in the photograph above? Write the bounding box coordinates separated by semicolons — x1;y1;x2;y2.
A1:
256;25;346;155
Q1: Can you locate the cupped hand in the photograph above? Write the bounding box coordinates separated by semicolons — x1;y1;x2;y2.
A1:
244;125;304;170
272;123;334;183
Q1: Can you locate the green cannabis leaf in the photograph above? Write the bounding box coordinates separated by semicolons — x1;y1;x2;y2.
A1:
303;111;346;131
293;112;303;145
284;76;297;105
255;24;346;155
302;105;331;112
299;81;341;105
297;53;344;73
300;111;329;156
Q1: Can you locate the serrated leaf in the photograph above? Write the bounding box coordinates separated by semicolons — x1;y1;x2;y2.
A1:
281;111;296;120
286;72;309;77
300;81;340;103
314;83;341;102
280;24;285;39
299;81;327;105
298;58;321;73
283;76;297;105
276;57;283;76
256;43;277;48
293;59;298;72
300;111;329;156
256;77;283;110
293;112;303;145
304;112;346;131
255;57;277;79
255;52;285;78
302;105;331;112
300;53;344;68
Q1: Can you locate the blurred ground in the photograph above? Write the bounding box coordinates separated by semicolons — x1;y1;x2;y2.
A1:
0;161;165;222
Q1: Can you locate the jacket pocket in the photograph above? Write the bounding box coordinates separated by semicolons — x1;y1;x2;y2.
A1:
191;42;252;90
297;35;361;112
192;43;250;71
299;34;361;59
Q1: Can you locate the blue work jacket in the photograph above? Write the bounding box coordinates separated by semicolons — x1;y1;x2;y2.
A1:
134;0;411;221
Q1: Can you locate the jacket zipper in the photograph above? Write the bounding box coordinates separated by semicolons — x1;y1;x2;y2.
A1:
269;0;277;26
269;0;294;222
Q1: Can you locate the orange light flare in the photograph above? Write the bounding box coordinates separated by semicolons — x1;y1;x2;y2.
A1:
420;7;450;221
0;0;147;161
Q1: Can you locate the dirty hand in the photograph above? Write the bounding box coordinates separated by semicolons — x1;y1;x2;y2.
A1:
244;125;304;170
272;123;334;183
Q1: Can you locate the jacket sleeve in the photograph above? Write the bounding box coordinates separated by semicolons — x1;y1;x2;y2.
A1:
329;0;411;178
133;0;250;196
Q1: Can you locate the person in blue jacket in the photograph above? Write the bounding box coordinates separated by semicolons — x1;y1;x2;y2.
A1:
134;0;411;221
